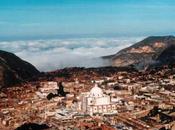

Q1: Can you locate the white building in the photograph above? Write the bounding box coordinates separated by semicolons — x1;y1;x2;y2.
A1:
77;84;118;116
36;81;58;98
39;81;58;92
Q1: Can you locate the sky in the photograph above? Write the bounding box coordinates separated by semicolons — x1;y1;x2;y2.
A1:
0;0;175;40
0;0;175;71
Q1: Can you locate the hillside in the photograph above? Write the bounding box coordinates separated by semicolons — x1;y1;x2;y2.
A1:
0;50;40;88
106;36;175;70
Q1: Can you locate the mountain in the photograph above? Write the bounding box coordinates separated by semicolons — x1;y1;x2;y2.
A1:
0;50;40;89
105;36;175;70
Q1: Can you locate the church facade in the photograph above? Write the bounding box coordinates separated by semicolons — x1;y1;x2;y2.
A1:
77;84;118;116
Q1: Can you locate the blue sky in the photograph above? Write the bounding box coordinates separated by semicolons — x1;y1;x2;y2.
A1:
0;0;175;40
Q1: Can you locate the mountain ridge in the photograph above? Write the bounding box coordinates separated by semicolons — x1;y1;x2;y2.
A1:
0;50;40;88
105;35;175;70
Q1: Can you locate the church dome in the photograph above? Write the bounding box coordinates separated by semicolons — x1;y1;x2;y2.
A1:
89;84;103;97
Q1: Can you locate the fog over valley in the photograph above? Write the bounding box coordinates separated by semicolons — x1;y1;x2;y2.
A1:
0;37;142;71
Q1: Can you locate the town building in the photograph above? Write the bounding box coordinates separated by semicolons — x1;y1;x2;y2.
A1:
77;84;118;116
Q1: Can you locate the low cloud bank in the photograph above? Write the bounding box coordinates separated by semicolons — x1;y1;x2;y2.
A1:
0;37;142;71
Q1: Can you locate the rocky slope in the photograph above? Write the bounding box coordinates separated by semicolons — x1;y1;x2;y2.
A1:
106;36;175;70
0;50;40;88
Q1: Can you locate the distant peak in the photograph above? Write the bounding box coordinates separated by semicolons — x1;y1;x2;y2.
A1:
146;35;175;40
139;35;175;44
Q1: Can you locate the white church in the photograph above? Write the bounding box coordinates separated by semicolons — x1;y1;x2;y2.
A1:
77;84;118;116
